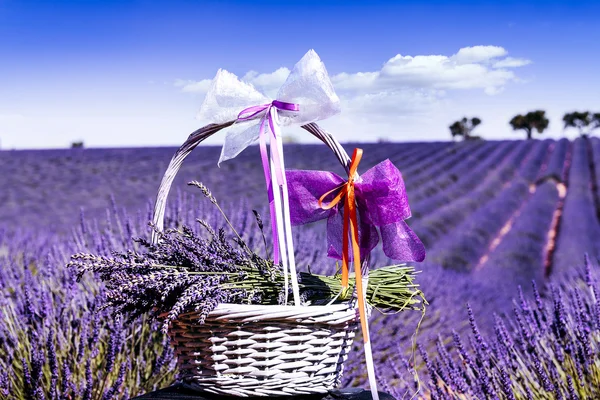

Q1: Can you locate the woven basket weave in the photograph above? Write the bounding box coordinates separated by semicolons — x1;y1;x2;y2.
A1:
170;304;358;396
153;122;361;396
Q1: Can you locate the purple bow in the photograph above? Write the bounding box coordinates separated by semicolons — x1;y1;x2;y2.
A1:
286;159;426;262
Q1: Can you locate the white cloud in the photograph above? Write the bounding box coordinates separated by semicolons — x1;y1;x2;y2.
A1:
333;46;523;95
173;45;531;143
330;71;379;91
174;78;212;93
493;57;532;68
341;88;444;118
451;45;507;64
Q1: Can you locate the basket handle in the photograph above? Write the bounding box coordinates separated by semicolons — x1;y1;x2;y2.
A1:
300;122;352;174
151;121;352;245
151;120;233;244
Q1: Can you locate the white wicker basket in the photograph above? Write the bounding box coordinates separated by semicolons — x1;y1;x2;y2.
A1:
170;304;358;396
152;122;361;396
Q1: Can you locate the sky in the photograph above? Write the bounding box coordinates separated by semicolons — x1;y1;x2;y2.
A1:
1;0;599;149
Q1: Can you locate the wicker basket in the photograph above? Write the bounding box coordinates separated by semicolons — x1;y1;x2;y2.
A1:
152;122;360;396
170;304;358;396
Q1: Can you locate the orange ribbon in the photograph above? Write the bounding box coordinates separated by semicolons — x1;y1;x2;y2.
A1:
318;148;370;343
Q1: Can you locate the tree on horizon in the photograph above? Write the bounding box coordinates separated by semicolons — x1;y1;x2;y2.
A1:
563;111;591;136
562;111;600;137
449;117;482;141
509;110;549;140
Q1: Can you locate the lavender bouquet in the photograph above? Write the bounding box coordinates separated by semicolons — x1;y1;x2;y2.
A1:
69;181;426;334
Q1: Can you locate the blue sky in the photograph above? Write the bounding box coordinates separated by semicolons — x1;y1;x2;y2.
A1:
1;0;599;148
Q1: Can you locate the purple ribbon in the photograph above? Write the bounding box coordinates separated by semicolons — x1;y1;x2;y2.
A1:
286;159;426;262
237;100;300;264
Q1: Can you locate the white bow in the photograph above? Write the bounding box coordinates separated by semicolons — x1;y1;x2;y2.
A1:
196;49;341;165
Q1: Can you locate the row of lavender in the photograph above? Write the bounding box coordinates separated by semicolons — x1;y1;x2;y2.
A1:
404;137;600;283
402;137;600;327
552;138;600;275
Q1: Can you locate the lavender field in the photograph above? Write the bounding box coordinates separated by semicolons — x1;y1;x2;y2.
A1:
2;136;600;399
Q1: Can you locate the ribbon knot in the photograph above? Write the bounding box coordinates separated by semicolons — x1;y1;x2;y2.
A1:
237;100;300;185
286;154;426;264
317;148;364;291
237;100;301;122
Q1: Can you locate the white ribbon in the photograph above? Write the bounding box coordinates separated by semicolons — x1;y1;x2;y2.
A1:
196;50;341;307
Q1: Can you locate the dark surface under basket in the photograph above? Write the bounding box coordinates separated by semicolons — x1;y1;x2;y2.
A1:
132;383;396;400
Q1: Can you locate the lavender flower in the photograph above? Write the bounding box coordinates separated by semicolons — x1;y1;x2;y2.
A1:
69;184;288;335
